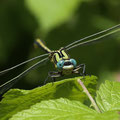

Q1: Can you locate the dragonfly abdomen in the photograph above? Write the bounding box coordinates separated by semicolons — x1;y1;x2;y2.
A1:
34;39;51;53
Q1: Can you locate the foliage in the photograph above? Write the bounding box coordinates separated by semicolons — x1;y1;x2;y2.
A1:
0;0;120;119
0;76;97;120
96;80;120;112
10;98;119;120
0;76;120;120
25;0;81;33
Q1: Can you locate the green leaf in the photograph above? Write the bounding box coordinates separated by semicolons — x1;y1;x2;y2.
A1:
25;0;81;33
10;98;119;120
96;80;120;112
0;76;97;120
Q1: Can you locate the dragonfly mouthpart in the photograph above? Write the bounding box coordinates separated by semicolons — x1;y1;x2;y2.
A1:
63;64;74;70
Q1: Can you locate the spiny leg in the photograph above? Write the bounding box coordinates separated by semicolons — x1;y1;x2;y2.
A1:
44;71;62;84
73;63;86;78
79;64;86;76
78;64;91;76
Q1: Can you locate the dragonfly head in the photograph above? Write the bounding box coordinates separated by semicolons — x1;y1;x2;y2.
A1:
57;59;77;70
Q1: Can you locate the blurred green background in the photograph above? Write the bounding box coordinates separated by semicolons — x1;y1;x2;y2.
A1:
0;0;120;90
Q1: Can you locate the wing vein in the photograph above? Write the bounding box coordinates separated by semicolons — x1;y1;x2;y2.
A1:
0;53;49;76
65;24;120;50
66;24;120;51
0;57;49;94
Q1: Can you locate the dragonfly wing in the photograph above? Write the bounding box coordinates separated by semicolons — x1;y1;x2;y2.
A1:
65;24;120;50
0;53;49;76
0;57;49;95
66;24;120;51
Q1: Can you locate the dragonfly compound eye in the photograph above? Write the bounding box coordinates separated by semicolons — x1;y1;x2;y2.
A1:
57;60;65;69
70;59;77;67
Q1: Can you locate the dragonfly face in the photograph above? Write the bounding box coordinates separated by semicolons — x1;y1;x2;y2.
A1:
50;48;77;75
59;59;77;75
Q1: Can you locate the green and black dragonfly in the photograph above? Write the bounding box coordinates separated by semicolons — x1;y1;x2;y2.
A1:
0;24;120;94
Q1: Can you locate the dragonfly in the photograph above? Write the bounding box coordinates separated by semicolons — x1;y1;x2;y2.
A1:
0;24;120;95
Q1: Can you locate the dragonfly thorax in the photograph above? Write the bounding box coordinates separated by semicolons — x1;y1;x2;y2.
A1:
49;48;69;66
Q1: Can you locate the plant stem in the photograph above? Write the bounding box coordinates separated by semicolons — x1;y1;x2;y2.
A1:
77;79;101;113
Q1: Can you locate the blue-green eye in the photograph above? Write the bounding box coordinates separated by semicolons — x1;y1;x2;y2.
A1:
70;59;77;67
57;60;65;69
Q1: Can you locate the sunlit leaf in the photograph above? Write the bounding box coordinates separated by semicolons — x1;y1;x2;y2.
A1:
25;0;81;33
10;98;119;120
96;80;120;112
0;76;97;120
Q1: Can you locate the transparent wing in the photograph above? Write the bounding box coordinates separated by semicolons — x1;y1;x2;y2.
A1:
0;57;49;95
0;53;49;76
65;24;120;50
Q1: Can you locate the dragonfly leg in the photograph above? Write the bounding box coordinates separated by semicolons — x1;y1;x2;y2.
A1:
78;64;91;77
80;64;86;76
44;71;61;84
73;64;86;77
